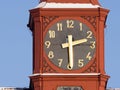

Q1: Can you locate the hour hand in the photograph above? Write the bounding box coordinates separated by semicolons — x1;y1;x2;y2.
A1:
62;38;87;48
67;35;74;70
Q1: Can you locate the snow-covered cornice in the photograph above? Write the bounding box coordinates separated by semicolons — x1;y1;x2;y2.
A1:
35;2;100;8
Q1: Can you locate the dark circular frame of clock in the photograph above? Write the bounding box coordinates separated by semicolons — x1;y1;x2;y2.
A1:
43;17;96;73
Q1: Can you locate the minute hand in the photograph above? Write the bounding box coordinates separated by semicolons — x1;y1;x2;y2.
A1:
62;39;87;48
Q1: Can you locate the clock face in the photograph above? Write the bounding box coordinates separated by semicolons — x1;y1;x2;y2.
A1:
44;18;96;70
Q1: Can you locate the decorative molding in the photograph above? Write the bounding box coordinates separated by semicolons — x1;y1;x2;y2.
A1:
43;59;57;73
43;16;96;29
83;60;97;73
40;73;100;76
81;16;97;29
43;16;59;28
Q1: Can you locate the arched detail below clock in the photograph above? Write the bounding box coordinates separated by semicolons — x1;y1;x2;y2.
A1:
43;17;96;73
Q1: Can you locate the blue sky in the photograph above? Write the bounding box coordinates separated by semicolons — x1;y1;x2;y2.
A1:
0;0;119;88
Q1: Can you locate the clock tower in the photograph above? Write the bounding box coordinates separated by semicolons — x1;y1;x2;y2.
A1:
28;0;110;90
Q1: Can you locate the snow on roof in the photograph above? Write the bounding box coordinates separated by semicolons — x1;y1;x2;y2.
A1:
35;2;100;8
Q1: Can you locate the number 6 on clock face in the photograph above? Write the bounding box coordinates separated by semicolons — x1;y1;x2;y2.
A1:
44;18;96;70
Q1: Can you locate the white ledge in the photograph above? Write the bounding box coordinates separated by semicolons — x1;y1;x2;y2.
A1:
35;2;100;8
30;73;100;76
41;73;100;75
29;73;40;77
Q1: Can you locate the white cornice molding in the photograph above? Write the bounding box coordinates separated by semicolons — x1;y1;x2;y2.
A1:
30;73;101;76
35;2;100;8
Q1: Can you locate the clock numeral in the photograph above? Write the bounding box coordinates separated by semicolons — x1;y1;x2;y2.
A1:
57;23;62;31
45;41;51;48
87;31;92;39
90;41;96;49
49;30;55;38
78;59;84;67
79;23;83;31
58;59;63;67
66;20;74;28
48;51;54;59
86;52;92;60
